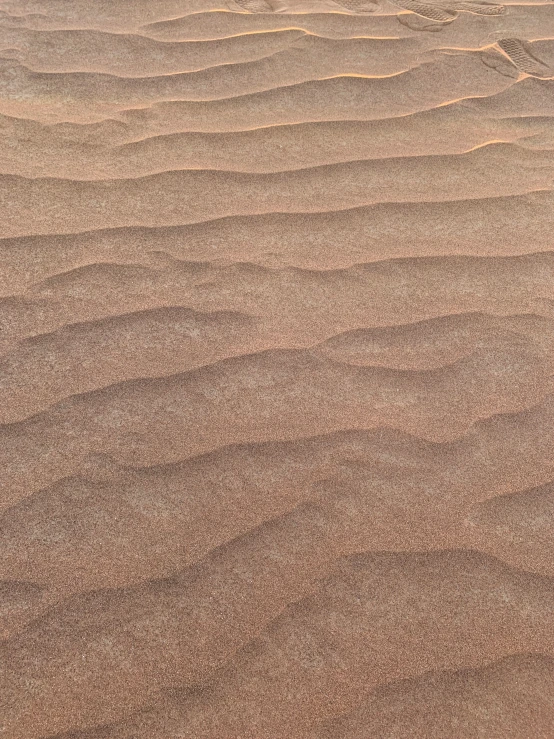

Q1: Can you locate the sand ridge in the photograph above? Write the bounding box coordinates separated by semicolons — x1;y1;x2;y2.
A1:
1;0;554;737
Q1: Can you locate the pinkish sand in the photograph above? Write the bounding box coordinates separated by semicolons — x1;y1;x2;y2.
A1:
1;0;554;737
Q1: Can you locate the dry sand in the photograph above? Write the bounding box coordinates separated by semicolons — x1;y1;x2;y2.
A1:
1;0;554;737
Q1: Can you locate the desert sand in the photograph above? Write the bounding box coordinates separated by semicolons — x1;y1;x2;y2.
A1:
1;0;554;736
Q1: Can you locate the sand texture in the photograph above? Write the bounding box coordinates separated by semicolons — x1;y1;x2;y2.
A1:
1;0;554;737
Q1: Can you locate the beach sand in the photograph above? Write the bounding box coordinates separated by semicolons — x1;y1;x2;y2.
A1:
1;0;554;736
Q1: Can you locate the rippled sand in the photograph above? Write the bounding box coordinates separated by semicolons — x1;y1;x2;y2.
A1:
1;1;554;737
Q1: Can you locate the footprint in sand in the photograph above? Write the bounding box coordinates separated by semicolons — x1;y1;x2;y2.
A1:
452;1;504;14
398;13;452;30
231;0;275;11
394;0;457;23
480;37;552;79
496;38;553;78
480;48;520;78
451;2;506;15
333;0;380;12
394;0;503;29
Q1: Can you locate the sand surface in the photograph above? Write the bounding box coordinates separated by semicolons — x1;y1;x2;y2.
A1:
1;0;554;737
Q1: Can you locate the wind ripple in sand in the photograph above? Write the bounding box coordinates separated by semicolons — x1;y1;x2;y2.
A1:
2;0;554;738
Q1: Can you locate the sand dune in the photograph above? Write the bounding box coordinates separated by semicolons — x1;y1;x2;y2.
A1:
1;0;553;737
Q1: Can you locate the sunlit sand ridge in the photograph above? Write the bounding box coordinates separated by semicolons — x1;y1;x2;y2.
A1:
1;0;554;737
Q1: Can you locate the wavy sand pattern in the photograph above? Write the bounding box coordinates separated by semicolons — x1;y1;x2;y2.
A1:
1;0;554;737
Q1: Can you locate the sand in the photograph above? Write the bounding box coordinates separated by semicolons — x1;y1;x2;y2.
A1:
1;0;554;737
